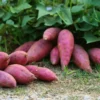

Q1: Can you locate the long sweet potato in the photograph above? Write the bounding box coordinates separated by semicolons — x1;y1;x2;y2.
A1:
27;39;53;63
0;52;10;70
0;71;16;88
15;41;34;52
50;46;60;65
43;27;61;41
58;29;74;70
9;51;28;65
5;64;36;84
89;48;100;64
73;44;92;73
26;65;58;82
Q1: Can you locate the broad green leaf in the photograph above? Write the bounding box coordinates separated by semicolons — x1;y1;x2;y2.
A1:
36;4;60;19
6;20;14;26
71;5;83;13
0;10;4;18
10;3;31;13
94;9;100;22
44;16;62;26
82;15;98;26
57;6;73;25
3;12;12;21
83;33;100;44
75;23;93;31
21;16;34;27
91;0;100;7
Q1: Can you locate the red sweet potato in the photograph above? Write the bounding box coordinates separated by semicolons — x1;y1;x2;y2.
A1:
9;51;28;65
73;44;92;73
89;48;100;64
15;41;34;52
43;27;61;41
50;46;60;65
26;65;58;81
0;71;16;88
58;29;74;70
0;52;10;70
26;65;39;78
27;39;53;63
5;64;36;84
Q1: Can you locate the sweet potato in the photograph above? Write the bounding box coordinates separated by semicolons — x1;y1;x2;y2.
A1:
15;41;34;52
50;46;60;65
9;51;28;65
5;64;36;84
73;44;92;73
89;48;100;64
26;65;58;81
0;52;10;70
58;29;74;70
27;39;53;63
26;65;39;78
43;27;61;41
0;71;16;88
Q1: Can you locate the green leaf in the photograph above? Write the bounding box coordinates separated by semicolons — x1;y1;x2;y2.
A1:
44;16;62;26
6;20;14;26
71;5;83;13
10;3;31;13
57;5;73;25
91;0;100;7
21;15;34;27
82;15;98;26
83;33;100;44
75;23;93;31
36;4;60;19
0;10;4;18
94;9;100;22
3;12;12;21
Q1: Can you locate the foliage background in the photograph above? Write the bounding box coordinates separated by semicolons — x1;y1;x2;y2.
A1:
0;0;100;52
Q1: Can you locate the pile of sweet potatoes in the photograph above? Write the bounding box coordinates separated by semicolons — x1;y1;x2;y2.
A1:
0;27;99;88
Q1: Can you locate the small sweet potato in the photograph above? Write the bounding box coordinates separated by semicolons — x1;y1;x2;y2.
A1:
0;52;10;70
73;44;92;73
43;27;61;41
9;51;28;65
27;39;53;63
0;71;16;88
5;64;36;84
58;29;74;70
26;65;58;81
15;41;34;52
50;46;60;65
89;48;100;64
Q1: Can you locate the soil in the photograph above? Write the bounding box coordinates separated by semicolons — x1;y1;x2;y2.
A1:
0;62;100;100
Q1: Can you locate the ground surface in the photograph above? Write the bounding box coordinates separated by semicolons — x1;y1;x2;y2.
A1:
0;62;100;100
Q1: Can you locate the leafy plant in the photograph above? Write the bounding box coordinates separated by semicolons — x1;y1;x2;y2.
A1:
0;0;100;52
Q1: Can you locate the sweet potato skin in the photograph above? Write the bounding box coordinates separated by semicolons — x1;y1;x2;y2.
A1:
26;65;58;81
58;29;74;70
38;67;58;81
9;51;28;65
73;44;92;73
43;27;61;41
0;71;16;88
50;46;59;65
5;64;36;84
89;48;100;64
15;41;34;52
27;39;53;63
26;65;39;78
0;52;10;70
